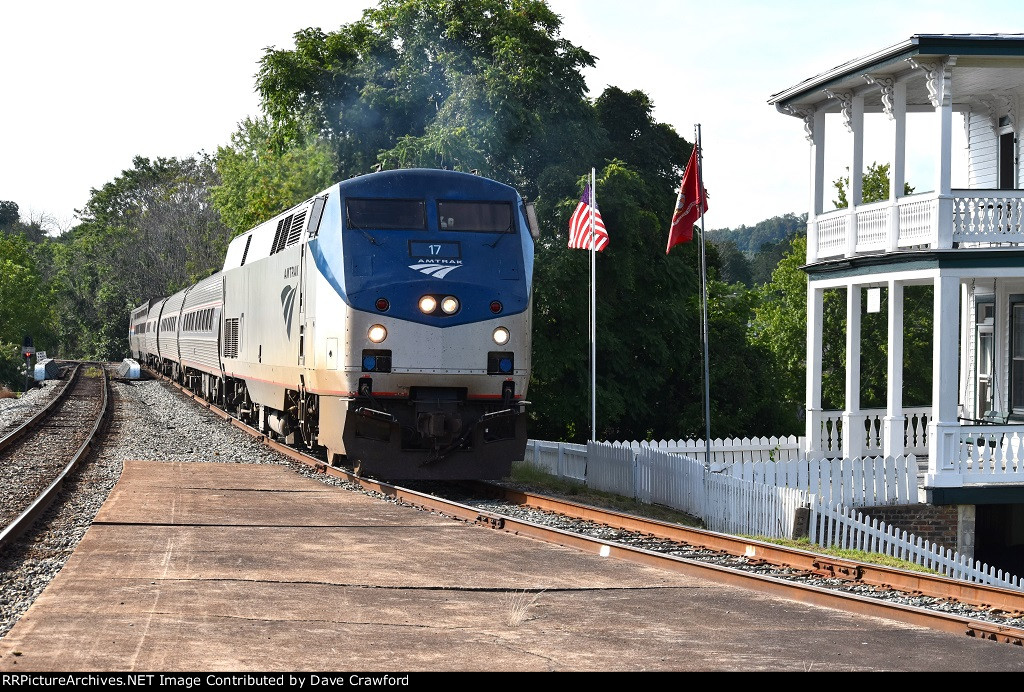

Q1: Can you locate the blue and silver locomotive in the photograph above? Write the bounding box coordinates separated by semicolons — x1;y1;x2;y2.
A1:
132;169;536;479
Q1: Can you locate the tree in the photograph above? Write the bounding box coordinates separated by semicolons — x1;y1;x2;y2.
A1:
833;161;915;208
0;234;53;388
749;235;842;432
212;117;338;235
50;155;231;359
0;200;19;229
255;0;600;197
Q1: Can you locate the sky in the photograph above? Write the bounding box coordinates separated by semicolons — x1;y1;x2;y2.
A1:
3;0;1024;234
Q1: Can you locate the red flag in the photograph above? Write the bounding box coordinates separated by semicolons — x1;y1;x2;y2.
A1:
666;145;707;253
567;183;609;251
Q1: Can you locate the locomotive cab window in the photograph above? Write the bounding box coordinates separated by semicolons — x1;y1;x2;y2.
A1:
437;201;513;232
346;199;426;230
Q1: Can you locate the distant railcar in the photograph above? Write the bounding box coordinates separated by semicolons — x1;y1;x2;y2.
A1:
132;168;537;480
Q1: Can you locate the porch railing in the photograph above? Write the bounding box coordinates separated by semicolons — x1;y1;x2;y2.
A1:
810;407;930;458
809;190;1024;260
954;425;1024;481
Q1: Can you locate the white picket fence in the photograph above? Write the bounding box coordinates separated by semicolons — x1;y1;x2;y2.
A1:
723;455;918;507
607;435;804;469
526;439;919;507
526;440;809;539
522;438;1024;591
811;502;1023;591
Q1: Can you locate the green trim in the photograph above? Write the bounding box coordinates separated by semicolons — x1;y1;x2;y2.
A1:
916;36;1024;57
805;249;1024;281
928;485;1024;505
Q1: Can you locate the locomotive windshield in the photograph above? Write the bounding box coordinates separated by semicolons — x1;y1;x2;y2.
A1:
437;201;513;233
347;199;426;230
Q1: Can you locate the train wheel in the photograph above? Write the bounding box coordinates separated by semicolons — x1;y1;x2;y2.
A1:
298;394;318;449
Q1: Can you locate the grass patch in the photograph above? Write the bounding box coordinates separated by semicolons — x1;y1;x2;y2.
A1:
744;535;940;574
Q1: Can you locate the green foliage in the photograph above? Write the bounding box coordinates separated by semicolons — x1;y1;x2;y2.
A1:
212;117;338;235
0;234;54;388
833;161;915;208
255;0;600;196
49;156;231;360
593;87;689;190
0;200;19;228
711;239;753;286
751;236;805;421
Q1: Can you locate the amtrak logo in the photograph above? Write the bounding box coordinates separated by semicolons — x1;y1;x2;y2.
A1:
409;263;462;279
280;284;296;337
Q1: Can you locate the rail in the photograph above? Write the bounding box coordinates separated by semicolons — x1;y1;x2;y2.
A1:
0;364;110;551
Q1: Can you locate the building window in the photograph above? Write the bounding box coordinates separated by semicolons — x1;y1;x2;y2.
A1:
977;299;994;416
1012;302;1024;413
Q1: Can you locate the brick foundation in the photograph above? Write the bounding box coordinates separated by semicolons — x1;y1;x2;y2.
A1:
856;504;960;549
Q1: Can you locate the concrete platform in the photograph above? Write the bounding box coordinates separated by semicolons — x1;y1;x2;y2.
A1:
3;460;1024;672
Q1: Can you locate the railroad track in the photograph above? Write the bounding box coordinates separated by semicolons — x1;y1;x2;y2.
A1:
0;362;109;551
146;366;1024;646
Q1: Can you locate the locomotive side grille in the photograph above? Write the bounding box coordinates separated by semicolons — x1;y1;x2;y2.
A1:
223;318;239;358
285;210;307;248
240;235;252;266
271;214;293;255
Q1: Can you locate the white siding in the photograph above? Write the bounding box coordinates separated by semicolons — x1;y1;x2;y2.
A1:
967;109;999;189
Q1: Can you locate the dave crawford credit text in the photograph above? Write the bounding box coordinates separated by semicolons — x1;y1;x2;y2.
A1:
2;675;412;687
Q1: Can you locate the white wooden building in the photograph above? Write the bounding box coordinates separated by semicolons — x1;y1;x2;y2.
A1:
770;35;1024;563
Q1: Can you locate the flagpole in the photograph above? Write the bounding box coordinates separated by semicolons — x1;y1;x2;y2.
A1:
695;125;712;469
589;167;597;443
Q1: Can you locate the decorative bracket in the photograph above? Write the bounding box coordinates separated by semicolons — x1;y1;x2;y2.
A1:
908;56;957;108
780;105;816;141
824;90;854;132
863;74;896;119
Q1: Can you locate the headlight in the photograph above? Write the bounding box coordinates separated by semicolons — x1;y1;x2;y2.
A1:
419;296;437;314
441;296;459;314
492;327;510;345
368;324;387;343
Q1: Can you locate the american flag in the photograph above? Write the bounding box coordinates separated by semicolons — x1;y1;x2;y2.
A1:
567;183;609;252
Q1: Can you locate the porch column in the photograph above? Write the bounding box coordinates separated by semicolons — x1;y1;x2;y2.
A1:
843;283;864;459
911;56;956;248
805;284;825;457
851;93;865;207
927;274;962;486
883;280;905;458
887;79;907;252
891;79;907;202
845;94;865;258
807;108;826;263
935;76;954;249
